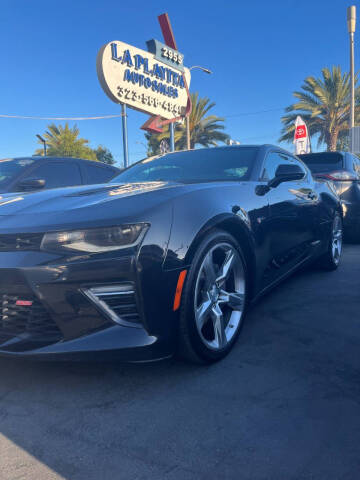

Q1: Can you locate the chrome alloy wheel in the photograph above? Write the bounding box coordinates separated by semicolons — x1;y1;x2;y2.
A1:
194;242;245;351
331;215;343;265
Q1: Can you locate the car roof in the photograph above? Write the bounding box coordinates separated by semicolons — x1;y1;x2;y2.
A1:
5;156;120;170
146;144;295;157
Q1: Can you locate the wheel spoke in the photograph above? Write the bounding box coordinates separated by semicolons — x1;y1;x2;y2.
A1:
202;252;217;287
218;290;244;311
193;242;246;352
195;294;212;330
216;250;235;286
211;304;227;348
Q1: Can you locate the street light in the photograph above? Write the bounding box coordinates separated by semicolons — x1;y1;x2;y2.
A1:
186;65;213;149
347;5;356;151
36;134;47;156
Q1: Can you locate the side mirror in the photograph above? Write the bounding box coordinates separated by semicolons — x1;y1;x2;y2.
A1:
17;178;46;191
268;164;305;188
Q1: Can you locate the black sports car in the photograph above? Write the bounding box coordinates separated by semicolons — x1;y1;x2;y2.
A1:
0;145;342;363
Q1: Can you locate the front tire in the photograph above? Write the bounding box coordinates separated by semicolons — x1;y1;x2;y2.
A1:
178;230;248;364
318;212;343;270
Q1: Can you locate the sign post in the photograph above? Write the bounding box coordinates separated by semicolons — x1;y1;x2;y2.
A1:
121;103;129;168
169;123;175;151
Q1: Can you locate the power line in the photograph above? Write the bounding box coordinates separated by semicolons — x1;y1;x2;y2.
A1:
0;107;284;121
0;114;123;120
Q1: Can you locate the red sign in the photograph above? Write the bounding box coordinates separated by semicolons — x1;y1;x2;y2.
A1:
295;125;307;139
141;115;163;134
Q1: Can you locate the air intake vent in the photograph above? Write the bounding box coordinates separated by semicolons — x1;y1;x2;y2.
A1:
0;294;62;344
83;284;141;327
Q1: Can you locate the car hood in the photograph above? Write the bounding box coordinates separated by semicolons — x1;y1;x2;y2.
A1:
0;182;178;214
0;181;200;233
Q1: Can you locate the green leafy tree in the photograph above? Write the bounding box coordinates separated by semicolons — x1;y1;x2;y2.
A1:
145;92;229;155
34;123;97;160
279;66;360;151
94;145;115;164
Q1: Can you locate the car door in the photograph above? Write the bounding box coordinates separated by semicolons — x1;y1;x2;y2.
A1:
260;151;318;284
13;161;82;191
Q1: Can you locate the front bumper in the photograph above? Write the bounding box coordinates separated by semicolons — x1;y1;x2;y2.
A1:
0;250;179;361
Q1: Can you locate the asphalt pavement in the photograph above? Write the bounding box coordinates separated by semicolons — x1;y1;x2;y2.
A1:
0;245;359;480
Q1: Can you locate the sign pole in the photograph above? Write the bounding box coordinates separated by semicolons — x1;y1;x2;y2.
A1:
121;103;129;168
169;122;175;152
347;6;356;152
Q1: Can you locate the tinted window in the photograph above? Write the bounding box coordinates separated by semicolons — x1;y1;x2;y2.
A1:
22;162;82;189
0;158;35;188
261;152;306;181
348;154;360;178
112;147;258;184
84;163;116;184
299;152;344;173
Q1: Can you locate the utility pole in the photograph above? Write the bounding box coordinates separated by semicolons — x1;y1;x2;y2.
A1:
347;5;356;151
187;66;212;150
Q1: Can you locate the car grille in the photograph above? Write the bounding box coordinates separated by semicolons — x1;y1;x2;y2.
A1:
0;233;43;251
0;293;62;344
84;284;141;326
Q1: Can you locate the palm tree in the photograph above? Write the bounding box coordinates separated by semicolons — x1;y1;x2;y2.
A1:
145;92;229;155
279;66;360;151
34;123;97;160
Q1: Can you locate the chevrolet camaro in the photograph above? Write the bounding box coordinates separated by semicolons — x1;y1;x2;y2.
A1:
0;145;342;363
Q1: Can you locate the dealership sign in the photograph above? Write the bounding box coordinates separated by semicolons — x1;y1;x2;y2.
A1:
293;115;311;155
96;40;191;120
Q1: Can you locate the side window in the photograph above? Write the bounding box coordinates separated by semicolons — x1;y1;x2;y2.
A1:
22;162;82;189
349;154;360;178
288;155;308;177
260;152;307;181
84;164;116;184
260;152;291;181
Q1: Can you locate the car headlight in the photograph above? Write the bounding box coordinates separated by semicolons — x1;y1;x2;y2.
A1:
41;224;149;253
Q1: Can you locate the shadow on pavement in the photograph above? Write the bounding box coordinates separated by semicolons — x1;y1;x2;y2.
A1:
0;245;359;480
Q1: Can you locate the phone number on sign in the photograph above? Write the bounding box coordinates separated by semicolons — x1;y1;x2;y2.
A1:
117;87;183;116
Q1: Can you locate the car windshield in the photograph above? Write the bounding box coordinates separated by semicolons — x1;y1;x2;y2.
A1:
111;147;258;184
299;152;344;173
0;158;35;187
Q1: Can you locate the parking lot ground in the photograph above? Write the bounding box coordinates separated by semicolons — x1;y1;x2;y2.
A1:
0;245;359;480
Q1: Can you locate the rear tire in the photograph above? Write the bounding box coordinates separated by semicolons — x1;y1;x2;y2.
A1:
178;230;249;364
318;212;343;271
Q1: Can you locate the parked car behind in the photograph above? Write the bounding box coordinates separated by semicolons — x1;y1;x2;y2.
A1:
299;151;360;240
0;156;120;193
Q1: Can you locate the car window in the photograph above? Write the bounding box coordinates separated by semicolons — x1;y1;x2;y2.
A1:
84;163;116;184
260;152;307;181
299;152;344;173
22;162;82;189
112;147;258;184
289;155;308;176
0;158;35;188
349;154;360;178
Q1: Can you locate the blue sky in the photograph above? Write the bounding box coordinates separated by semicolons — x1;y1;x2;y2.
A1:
0;0;355;166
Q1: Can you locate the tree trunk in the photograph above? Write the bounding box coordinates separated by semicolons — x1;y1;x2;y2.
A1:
328;130;339;151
